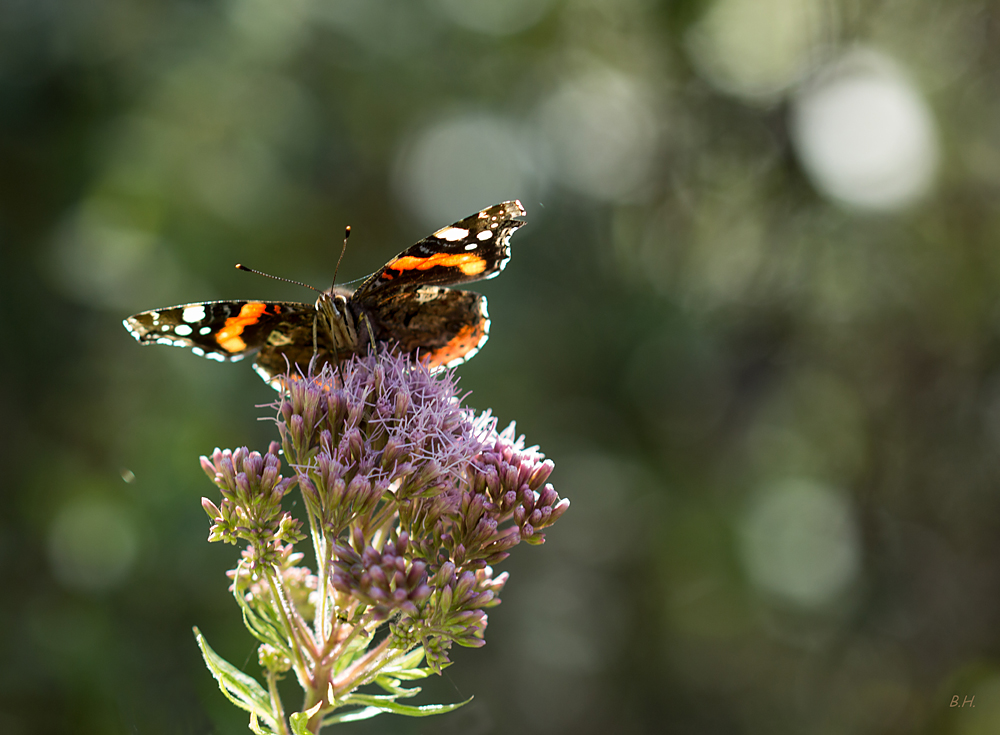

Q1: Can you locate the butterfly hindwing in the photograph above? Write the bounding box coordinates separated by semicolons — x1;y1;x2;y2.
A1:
251;314;339;388
368;287;491;370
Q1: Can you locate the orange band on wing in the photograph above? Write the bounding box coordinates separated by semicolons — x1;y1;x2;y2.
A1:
388;252;487;277
422;321;487;368
215;302;268;353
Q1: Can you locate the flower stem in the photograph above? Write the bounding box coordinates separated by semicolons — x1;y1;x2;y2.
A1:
263;566;314;685
313;529;331;643
330;635;393;698
368;502;399;544
322;608;374;664
266;670;291;735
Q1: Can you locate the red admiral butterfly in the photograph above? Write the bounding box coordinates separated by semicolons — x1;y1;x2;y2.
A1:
124;200;526;389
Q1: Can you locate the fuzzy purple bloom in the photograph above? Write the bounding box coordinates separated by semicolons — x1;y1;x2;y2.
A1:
267;348;567;668
277;350;483;538
196;346;569;728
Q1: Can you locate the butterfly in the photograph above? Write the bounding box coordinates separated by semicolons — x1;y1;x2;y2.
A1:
123;201;526;389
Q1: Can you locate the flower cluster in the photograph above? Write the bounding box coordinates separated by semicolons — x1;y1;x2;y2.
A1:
330;529;431;618
199;445;304;568
196;347;568;734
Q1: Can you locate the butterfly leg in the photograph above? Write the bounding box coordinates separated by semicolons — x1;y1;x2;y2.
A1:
363;314;376;350
312;312;320;358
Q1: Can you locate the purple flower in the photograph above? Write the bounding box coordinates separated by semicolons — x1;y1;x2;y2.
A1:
330;529;432;619
199;444;303;567
275;349;483;537
200;345;569;685
469;414;568;547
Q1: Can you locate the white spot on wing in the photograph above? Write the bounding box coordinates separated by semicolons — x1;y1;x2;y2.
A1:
464;243;478;251
182;305;206;323
442;296;490;369
477;229;493;240
199;326;211;335
253;363;283;390
191;346;205;356
481;296;491;334
433;226;470;242
483;226;515;279
174;324;193;336
413;286;445;303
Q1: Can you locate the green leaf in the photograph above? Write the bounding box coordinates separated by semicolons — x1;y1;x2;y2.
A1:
249;712;279;735
321;706;385;726
340;693;472;718
194;627;278;732
382;665;440;681
289;701;323;735
289;711;311;735
380;647;441;680
231;579;291;654
384;646;425;672
372;676;421;697
320;697;471;726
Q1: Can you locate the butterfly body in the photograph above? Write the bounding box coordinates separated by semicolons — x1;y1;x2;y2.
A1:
123;201;525;388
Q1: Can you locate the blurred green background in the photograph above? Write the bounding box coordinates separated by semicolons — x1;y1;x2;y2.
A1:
4;0;1000;732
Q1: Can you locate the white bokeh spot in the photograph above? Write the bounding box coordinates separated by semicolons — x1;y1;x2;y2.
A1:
48;499;139;593
686;0;831;101
537;69;661;202
740;478;860;607
394;112;539;228
790;49;939;210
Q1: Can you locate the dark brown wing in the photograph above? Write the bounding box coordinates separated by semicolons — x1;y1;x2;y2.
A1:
123;301;315;363
353;200;525;305
365;287;491;370
251;314;338;388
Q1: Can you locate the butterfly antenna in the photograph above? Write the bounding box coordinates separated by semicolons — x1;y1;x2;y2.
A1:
332;226;351;286
235;264;323;294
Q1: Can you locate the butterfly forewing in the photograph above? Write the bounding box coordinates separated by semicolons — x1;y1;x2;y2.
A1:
354;200;525;304
123;301;315;363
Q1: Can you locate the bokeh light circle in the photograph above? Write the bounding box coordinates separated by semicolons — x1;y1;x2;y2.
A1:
48;499;139;593
740;478;860;607
790;49;939;210
536;70;661;202
686;0;832;101
432;0;555;36
393;112;539;228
